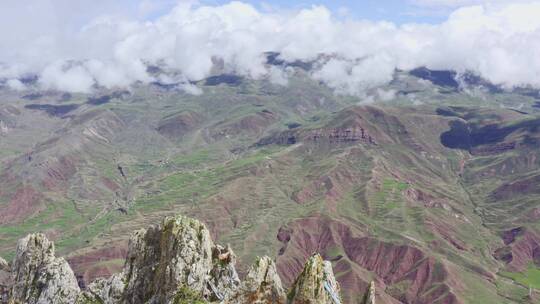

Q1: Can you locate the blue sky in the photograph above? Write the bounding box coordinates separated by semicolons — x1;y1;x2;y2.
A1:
136;0;463;24
130;0;519;25
204;0;456;24
229;1;437;23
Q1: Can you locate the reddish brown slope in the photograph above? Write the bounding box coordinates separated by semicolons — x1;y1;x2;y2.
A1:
276;216;462;304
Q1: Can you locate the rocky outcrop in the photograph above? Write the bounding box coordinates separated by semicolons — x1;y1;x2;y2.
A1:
0;256;9;304
9;233;80;304
257;127;375;147
0;120;10;135
75;273;125;304
362;281;376;304
287;254;342;304
227;256;286;304
81;214;256;304
205;245;241;301
1;215;383;304
122;215;214;304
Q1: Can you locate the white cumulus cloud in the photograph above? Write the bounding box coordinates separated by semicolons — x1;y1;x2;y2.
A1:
0;1;539;94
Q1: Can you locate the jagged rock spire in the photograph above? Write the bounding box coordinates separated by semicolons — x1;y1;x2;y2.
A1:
120;214;243;304
205;244;241;301
363;281;376;304
227;256;286;304
2;215;348;304
122;215;214;304
0;256;9;304
9;233;80;304
287;254;342;304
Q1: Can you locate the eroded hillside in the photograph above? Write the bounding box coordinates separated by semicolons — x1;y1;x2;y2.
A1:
1;70;540;303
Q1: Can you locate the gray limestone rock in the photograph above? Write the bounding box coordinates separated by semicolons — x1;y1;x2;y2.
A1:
9;233;80;304
122;215;213;304
2;215;349;304
363;281;376;304
76;273;125;304
287;254;342;304
227;256;285;304
205;244;241;302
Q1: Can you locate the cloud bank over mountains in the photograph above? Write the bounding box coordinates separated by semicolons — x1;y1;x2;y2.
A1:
1;0;539;94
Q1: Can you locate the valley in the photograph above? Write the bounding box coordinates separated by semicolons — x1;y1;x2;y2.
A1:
1;69;540;303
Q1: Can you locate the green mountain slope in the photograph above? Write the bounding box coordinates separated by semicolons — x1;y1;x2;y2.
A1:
1;72;540;303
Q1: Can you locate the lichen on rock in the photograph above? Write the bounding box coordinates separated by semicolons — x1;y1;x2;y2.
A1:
204;244;240;301
0;256;10;304
172;286;207;304
9;233;80;304
0;258;7;271
2;215;351;304
75;273;125;304
78;214;243;304
227;256;285;304
287;254;341;304
122;215;214;304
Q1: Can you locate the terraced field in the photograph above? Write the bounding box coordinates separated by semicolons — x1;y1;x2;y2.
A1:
1;70;540;303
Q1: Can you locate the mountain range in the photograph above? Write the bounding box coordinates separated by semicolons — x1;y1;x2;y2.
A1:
1;59;540;303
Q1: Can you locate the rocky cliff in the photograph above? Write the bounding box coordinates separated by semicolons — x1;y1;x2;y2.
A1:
287;254;342;304
0;214;375;304
257;127;376;147
0;257;9;304
9;233;80;304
